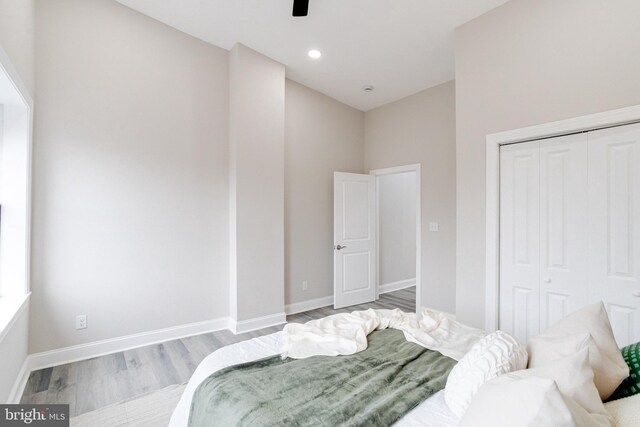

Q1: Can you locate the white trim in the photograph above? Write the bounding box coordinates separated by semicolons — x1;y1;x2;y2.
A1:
0;293;30;343
285;296;333;315
7;358;31;404
370;164;421;313
229;312;286;335
0;44;33;296
379;279;416;295
485;104;640;332
27;317;230;372
0;45;33;108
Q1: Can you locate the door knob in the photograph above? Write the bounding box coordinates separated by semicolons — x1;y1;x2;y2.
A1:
544;277;552;283
632;290;640;298
335;245;347;250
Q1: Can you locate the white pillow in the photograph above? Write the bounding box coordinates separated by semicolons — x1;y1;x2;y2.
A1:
604;394;640;427
527;301;629;400
444;330;527;417
459;349;611;427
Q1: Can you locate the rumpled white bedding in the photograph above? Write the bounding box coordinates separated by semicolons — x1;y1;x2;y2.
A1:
170;308;482;427
283;308;485;361
169;331;461;427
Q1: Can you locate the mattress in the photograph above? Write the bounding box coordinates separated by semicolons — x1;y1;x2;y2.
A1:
169;331;460;427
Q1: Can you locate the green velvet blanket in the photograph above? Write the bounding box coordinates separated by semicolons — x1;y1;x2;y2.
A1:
188;329;456;427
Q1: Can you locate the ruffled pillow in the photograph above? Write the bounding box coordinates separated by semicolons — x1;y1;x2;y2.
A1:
444;330;527;417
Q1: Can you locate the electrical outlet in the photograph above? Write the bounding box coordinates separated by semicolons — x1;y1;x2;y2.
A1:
302;280;309;291
428;222;439;232
76;314;87;330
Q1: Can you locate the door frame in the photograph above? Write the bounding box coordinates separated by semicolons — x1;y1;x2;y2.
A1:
370;164;421;313
485;104;640;332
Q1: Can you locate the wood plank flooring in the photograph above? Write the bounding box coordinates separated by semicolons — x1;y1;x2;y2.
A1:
20;287;415;416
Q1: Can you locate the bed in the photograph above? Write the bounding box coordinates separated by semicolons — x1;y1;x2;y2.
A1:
170;304;639;427
169;330;461;427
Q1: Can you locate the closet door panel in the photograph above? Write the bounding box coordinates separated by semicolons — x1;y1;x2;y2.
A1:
499;141;540;344
539;133;589;331
589;123;640;347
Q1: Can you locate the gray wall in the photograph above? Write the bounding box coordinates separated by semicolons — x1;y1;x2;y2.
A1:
229;43;285;322
378;172;417;287
31;0;230;352
455;0;640;327
0;302;29;402
365;81;456;313
284;80;364;306
0;0;34;95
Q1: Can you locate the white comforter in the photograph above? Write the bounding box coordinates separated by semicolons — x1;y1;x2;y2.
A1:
283;308;485;361
170;308;482;426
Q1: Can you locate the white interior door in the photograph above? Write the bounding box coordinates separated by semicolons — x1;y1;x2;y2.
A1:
334;172;376;309
588;123;640;347
539;133;589;331
499;141;540;344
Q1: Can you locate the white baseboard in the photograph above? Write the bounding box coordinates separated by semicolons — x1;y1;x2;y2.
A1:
7;358;31;404
27;317;230;372
12;310;289;402
285;296;333;315
285;282;417;316
379;279;416;295
229;312;286;334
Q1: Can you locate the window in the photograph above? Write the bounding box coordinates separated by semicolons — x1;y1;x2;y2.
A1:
0;45;33;329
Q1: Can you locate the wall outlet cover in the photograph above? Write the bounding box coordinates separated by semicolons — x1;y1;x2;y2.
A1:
76;314;87;330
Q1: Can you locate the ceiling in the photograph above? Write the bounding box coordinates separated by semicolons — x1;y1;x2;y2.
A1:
116;0;509;111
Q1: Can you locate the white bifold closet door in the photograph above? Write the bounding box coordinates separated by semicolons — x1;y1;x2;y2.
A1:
500;133;589;345
499;140;541;345
588;124;640;347
500;123;640;347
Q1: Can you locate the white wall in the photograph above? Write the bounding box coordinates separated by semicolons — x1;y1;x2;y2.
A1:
31;0;229;353
365;81;456;313
0;0;34;95
229;43;285;322
378;172;416;287
284;80;364;306
455;0;640;327
0;299;29;402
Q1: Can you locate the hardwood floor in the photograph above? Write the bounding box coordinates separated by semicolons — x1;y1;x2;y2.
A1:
20;287;415;416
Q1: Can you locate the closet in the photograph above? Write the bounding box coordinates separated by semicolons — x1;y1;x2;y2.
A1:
499;123;640;347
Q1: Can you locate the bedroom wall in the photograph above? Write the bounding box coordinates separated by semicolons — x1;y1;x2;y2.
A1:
0;300;29;402
378;172;417;288
0;0;35;95
455;0;640;327
0;0;34;402
31;0;229;352
229;43;285;323
284;80;364;309
365;81;456;314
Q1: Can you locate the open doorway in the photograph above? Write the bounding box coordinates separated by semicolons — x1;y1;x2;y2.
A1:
371;164;420;313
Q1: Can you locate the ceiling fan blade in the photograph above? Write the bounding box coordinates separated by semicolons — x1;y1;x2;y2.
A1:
292;0;309;17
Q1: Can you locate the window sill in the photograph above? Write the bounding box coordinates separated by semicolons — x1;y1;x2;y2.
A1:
0;293;30;343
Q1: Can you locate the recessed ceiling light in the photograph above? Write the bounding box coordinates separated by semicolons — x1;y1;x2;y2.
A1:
308;49;322;59
363;85;375;92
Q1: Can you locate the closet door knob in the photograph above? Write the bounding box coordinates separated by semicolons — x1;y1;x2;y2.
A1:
543;277;552;283
632;290;640;298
